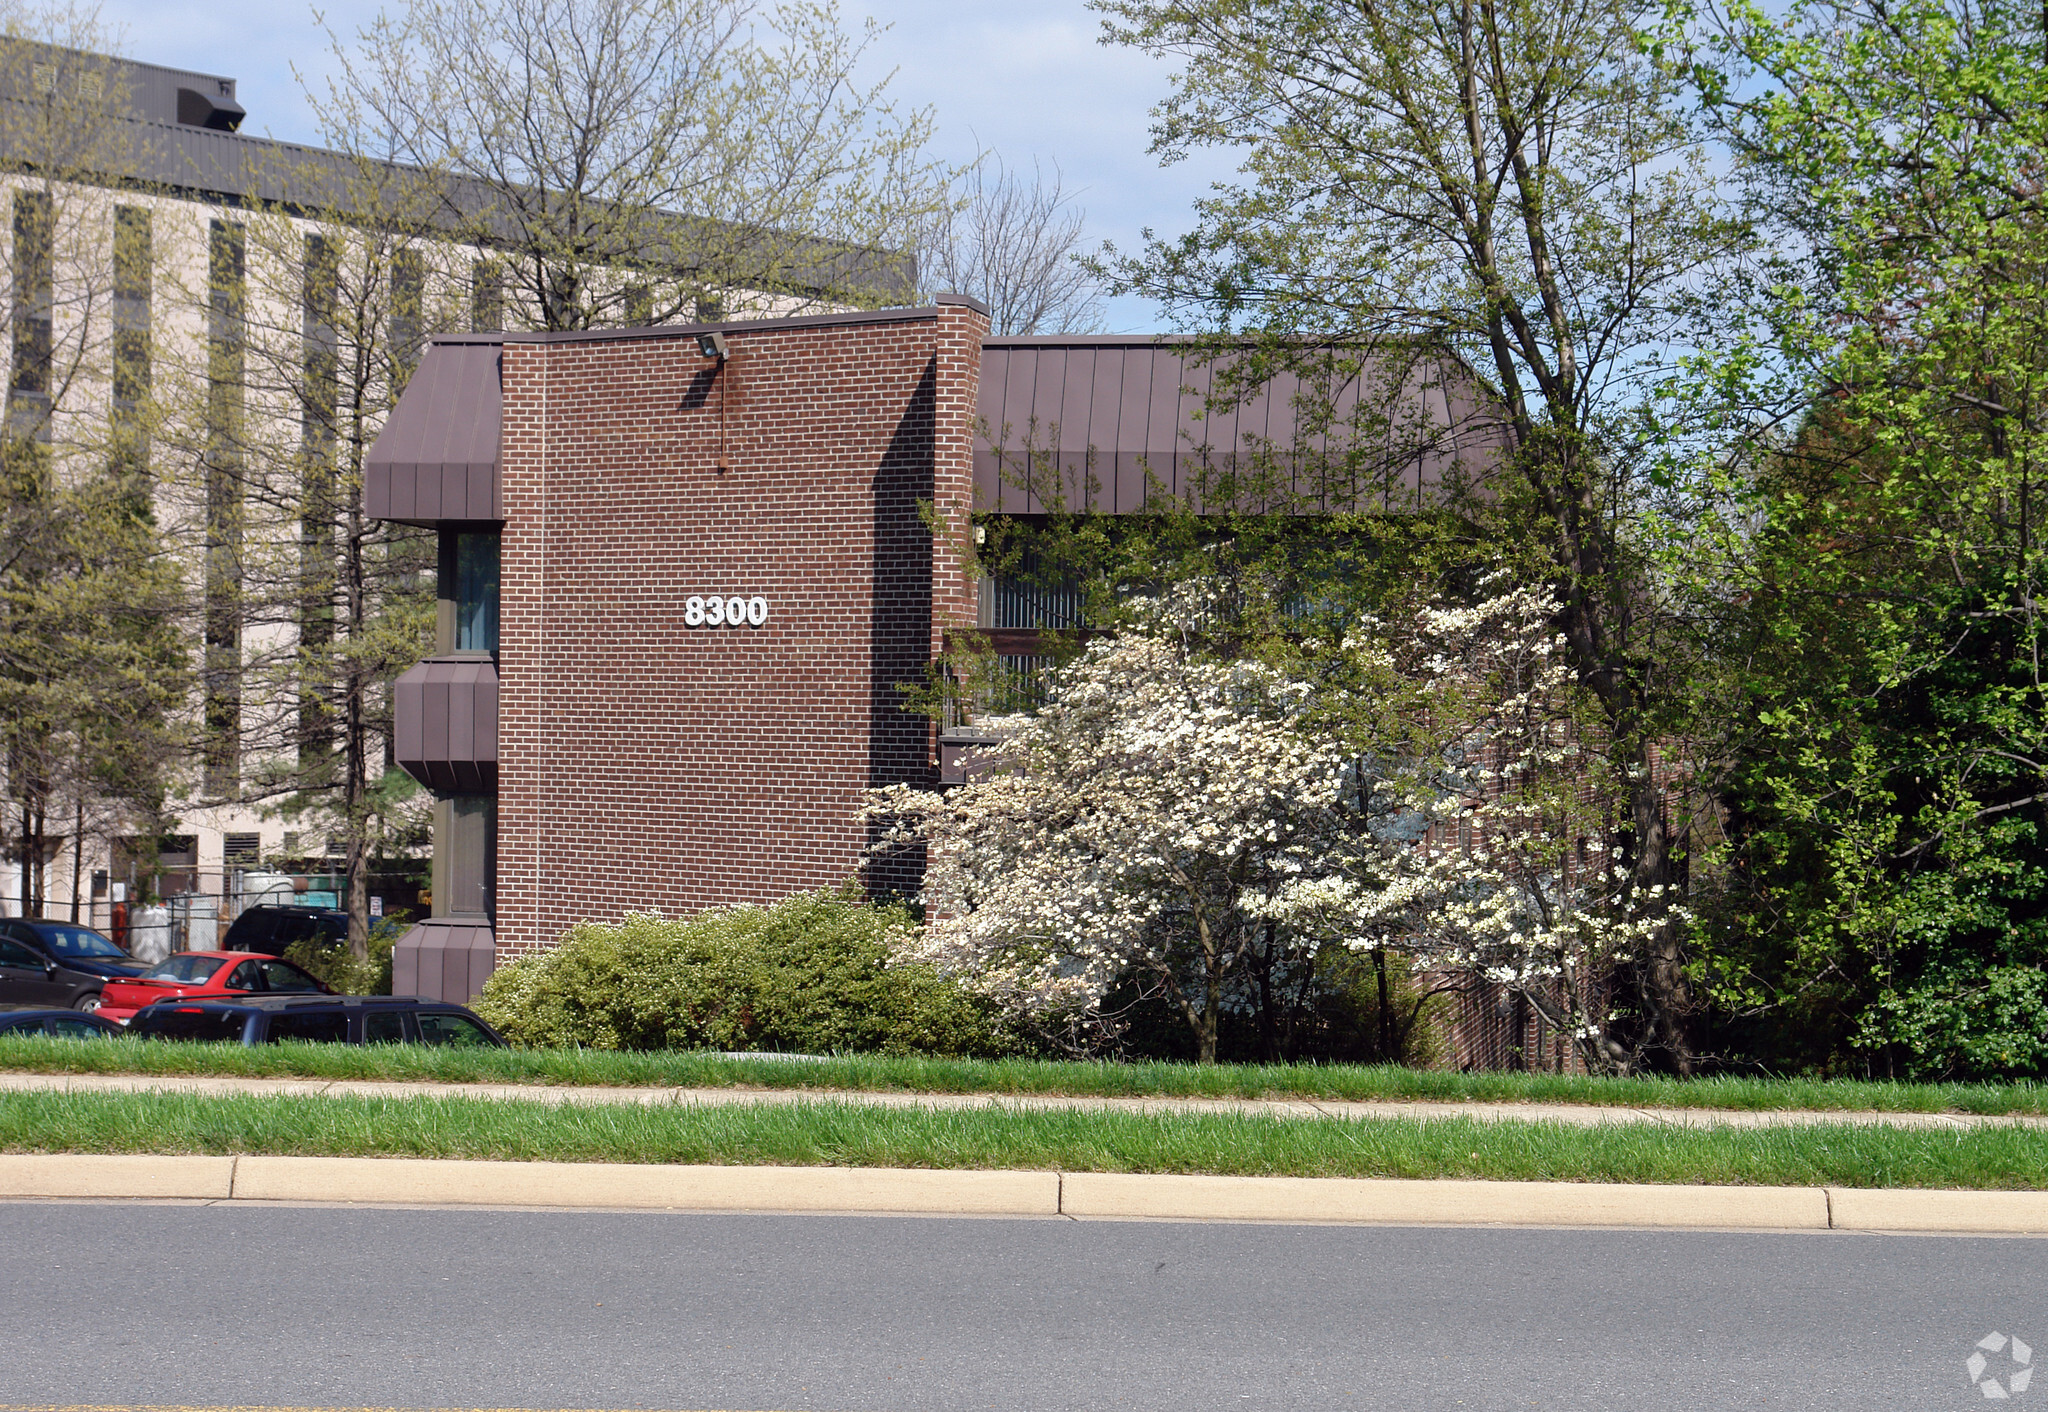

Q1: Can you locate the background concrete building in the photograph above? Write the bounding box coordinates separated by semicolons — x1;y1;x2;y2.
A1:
0;39;908;943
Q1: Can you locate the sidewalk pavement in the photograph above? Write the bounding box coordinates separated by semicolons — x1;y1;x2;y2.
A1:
3;1151;2047;1233
1;1068;2043;1131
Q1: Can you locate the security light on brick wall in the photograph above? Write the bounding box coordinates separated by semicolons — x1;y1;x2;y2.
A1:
696;330;728;361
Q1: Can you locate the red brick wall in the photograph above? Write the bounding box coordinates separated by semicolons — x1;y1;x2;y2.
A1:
494;304;990;960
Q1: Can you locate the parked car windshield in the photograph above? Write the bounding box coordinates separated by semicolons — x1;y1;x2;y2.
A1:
33;925;125;959
139;955;229;984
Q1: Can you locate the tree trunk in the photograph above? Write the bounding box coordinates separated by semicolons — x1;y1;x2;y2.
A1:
343;503;372;964
1255;921;1280;1063
68;789;83;923
1374;945;1393;1060
344;654;370;963
1201;962;1221;1064
1532;428;1694;1072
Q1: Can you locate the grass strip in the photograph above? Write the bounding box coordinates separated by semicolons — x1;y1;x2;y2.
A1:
3;1088;2046;1189
0;1035;2042;1115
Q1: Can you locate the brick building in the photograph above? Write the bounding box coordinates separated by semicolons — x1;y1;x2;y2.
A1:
367;300;1496;1000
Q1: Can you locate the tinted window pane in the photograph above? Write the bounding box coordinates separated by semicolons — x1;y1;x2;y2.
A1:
455;532;499;651
266;1011;348;1044
0;939;42;968
46;1016;112;1039
227;911;275;943
417;1013;492;1048
34;925;124;959
275;915;319;945
143;955;229;983
260;961;322;993
131;1009;250;1042
225;962;262;990
364;1011;407;1044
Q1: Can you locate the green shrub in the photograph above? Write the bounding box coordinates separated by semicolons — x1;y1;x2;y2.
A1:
473;893;1020;1057
282;914;403;996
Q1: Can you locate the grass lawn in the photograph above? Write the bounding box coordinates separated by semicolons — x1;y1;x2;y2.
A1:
2;1087;2044;1188
0;1034;2042;1115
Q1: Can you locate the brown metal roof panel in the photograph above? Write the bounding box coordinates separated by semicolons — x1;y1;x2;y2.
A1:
1025;345;1067;514
393;657;501;794
475;670;500;761
1140;348;1185;507
392;667;422;763
365;342;503;526
1055;347;1098;511
1111;347;1155;514
469;456;501;521
444;669;473;764
392;917;496;1003
422;675;451;763
1177;359;1217;510
1084;349;1126;512
1002;345;1046;513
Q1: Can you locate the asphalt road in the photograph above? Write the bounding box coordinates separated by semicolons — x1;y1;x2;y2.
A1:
2;1199;2041;1411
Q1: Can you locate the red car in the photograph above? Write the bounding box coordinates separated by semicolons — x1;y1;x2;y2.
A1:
97;951;334;1025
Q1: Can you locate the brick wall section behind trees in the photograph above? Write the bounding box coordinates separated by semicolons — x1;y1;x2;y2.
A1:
494;303;991;961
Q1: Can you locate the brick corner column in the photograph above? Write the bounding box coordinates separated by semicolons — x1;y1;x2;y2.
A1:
493;339;546;963
929;297;989;662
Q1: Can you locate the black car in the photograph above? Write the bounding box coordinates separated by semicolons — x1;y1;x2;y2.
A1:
129;994;505;1047
3;918;143;982
0;1004;126;1039
0;918;141;1011
219;904;350;957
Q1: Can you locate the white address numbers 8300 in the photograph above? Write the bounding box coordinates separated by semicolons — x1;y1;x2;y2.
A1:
686;594;769;628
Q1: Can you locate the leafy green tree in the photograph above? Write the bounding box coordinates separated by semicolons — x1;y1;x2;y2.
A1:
1678;0;2048;1077
0;15;188;915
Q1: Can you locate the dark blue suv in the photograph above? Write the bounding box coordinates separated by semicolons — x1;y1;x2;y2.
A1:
129;994;505;1047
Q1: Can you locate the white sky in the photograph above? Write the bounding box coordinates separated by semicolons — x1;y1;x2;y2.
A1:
93;0;1241;333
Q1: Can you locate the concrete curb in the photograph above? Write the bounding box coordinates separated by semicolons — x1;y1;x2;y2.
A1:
0;1153;235;1200
230;1156;1060;1214
1829;1186;2048;1233
3;1153;2047;1231
1059;1172;1832;1229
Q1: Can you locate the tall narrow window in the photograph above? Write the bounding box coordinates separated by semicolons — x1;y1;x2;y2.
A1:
299;234;339;764
623;282;652;326
9;190;52;447
470;258;502;332
454;531;499;652
447;796;496;916
111;206;151;474
390;246;422;380
205;218;246;795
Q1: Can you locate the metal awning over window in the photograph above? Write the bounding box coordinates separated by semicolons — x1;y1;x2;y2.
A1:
365;338;504;526
393;655;498;793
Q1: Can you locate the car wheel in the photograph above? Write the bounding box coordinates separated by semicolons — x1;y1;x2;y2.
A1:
73;993;102;1014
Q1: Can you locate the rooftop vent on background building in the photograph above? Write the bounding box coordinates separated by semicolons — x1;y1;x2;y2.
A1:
175;84;242;131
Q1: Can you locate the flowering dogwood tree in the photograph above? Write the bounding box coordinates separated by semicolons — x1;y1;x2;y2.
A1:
1269;580;1677;1072
871;581;1677;1069
867;600;1366;1062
